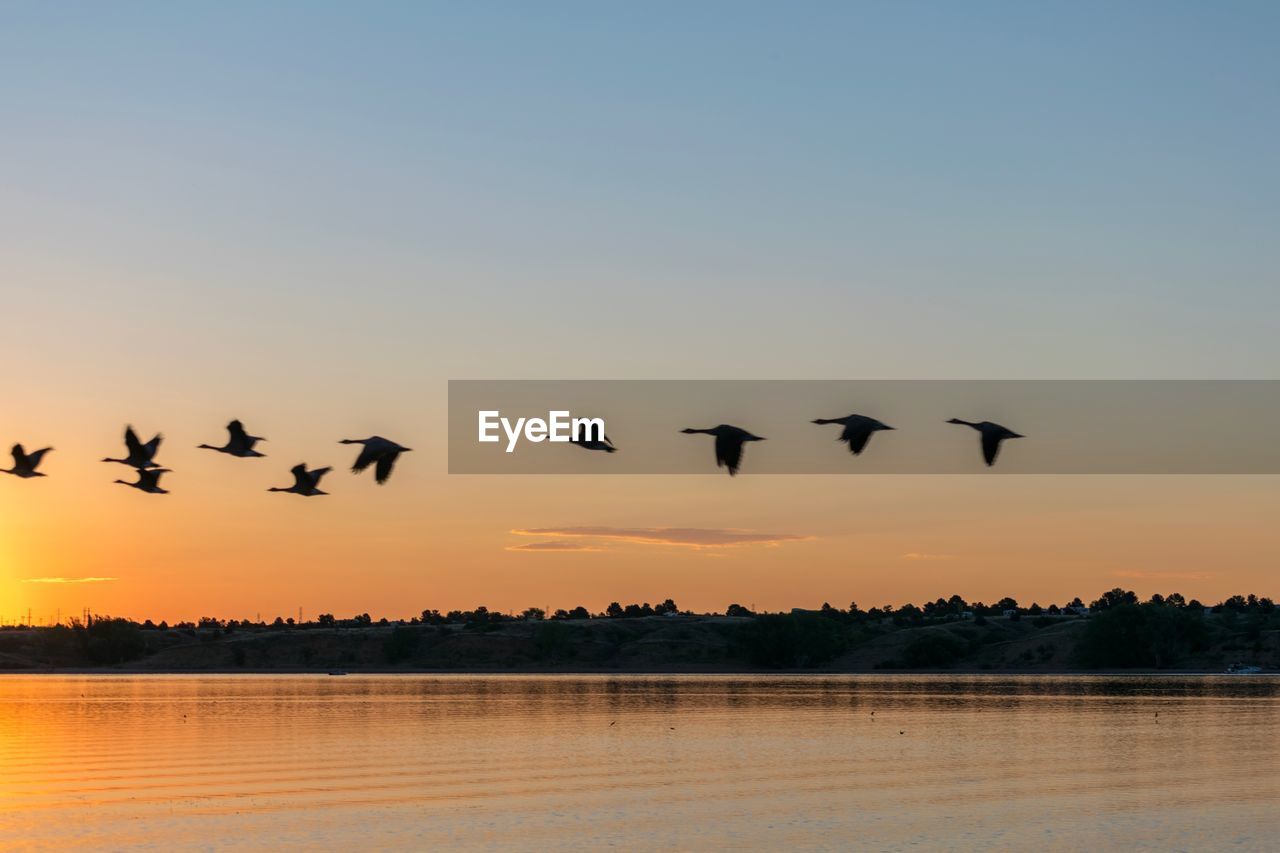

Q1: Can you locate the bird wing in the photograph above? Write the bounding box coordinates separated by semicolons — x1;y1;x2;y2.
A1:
373;452;401;484
290;464;311;489
981;431;1002;467
715;434;744;476
124;426;142;455
309;466;333;486
26;448;51;469
227;420;250;445
139;468;162;487
351;443;380;473
143;434;163;459
840;422;873;455
11;444;26;465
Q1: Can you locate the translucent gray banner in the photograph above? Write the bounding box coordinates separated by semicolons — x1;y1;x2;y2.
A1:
448;380;1280;474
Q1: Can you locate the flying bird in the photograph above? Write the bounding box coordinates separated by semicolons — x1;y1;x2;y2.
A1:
198;420;266;458
103;426;163;469
811;414;895;456
946;419;1024;467
114;468;171;494
340;436;412;484
571;432;617;453
680;425;766;476
268;463;332;496
2;444;53;478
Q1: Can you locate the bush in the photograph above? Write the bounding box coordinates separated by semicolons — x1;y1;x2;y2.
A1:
383;625;421;664
740;614;849;668
77;618;147;665
533;621;571;660
898;631;969;668
36;625;81;664
1075;604;1207;669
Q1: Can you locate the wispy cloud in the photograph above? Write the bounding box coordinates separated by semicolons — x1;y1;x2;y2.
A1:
1114;570;1216;581
510;526;811;550
506;540;605;553
21;576;118;584
901;552;957;561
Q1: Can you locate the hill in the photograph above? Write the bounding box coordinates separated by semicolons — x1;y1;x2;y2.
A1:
0;605;1276;673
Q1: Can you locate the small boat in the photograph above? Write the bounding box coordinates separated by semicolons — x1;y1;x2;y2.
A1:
328;671;349;676
1225;663;1262;674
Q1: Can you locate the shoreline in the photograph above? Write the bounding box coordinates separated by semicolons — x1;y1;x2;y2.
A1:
1;666;1269;676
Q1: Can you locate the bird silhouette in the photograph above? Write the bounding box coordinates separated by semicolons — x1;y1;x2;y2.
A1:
103;426;163;469
812;414;895;455
946;419;1024;467
2;444;53;478
268;464;332;496
115;468;171;494
571;433;617;453
680;425;766;475
198;420;266;458
340;436;412;484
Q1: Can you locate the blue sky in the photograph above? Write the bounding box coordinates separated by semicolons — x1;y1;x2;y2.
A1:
4;1;1277;381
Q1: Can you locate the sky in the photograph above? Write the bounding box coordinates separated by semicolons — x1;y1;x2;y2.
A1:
1;1;1278;623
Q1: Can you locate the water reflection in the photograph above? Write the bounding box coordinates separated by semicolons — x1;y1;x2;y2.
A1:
0;675;1276;849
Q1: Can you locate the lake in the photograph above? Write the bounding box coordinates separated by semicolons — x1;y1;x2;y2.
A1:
0;675;1276;849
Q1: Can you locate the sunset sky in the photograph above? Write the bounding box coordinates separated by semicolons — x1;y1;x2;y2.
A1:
2;2;1278;623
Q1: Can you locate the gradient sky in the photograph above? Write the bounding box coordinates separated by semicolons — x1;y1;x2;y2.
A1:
2;2;1278;623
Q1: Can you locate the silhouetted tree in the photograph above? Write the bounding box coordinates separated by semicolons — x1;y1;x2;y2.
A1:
1090;588;1138;610
1075;603;1207;668
75;617;146;665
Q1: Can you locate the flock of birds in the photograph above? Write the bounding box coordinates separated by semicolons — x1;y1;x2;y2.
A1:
0;413;1024;487
0;421;412;495
613;414;1021;475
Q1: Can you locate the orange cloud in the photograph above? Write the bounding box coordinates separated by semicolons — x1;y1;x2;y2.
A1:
21;576;118;584
510;527;810;549
1114;570;1217;581
505;541;605;553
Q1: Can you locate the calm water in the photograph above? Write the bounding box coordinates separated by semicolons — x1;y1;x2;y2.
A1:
0;675;1277;850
